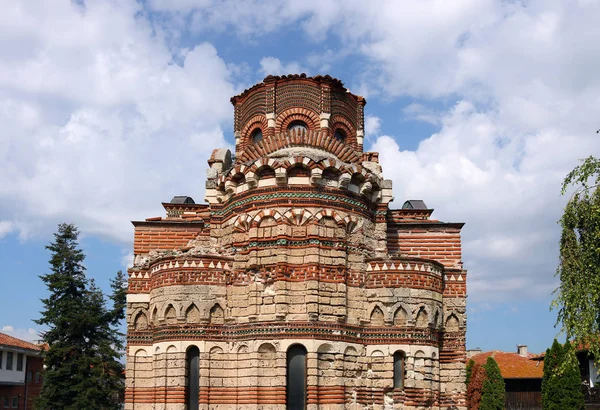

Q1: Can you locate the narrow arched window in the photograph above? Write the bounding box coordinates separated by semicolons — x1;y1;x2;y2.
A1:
288;120;308;132
393;351;405;390
287;344;307;410
186;346;200;410
251;128;263;143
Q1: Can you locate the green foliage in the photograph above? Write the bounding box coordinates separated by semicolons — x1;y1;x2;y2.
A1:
35;223;125;410
480;357;505;410
466;359;475;386
542;339;585;410
553;156;600;359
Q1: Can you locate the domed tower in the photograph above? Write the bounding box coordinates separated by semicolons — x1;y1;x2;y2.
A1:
125;74;467;410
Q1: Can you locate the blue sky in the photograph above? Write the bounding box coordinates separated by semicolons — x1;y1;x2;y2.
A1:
1;0;599;354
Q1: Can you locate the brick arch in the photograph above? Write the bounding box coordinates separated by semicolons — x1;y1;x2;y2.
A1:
241;114;268;144
253;209;283;226
314;209;345;226
276;108;320;133
283;208;313;226
283;156;318;171
232;213;253;232
329;114;357;146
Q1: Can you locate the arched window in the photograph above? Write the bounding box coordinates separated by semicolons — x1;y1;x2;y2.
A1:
251;128;263;143
288;120;308;132
334;128;346;142
287;344;307;410
393;351;405;390
186;346;200;410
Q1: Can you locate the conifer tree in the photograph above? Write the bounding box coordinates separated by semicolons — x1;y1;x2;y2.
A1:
480;357;505;410
35;223;125;410
542;339;584;410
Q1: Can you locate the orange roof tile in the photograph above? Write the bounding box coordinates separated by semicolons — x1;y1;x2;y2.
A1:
470;351;544;379
0;332;43;352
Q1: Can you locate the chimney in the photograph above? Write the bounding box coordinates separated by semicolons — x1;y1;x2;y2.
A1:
517;345;528;357
467;348;482;359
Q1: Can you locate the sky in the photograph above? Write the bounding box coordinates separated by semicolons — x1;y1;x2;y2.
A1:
0;0;599;354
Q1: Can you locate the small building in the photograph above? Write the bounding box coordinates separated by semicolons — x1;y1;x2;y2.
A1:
470;345;543;410
0;332;44;410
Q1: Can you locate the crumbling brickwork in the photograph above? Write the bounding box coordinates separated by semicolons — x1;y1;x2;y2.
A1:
125;74;467;410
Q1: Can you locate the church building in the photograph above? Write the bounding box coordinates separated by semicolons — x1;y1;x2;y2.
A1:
125;74;467;410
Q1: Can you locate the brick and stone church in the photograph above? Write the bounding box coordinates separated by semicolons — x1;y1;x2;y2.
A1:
125;74;467;410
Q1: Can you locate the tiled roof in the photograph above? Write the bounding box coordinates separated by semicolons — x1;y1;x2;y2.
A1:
470;351;544;379
0;332;43;352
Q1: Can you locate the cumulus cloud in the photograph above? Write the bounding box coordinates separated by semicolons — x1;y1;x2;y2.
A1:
3;0;600;305
258;57;307;77
1;326;40;343
0;0;236;243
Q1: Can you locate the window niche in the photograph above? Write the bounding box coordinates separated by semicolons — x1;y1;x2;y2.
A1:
287;344;307;410
393;351;406;390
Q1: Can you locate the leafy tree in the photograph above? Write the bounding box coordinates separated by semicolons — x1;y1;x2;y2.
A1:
542;339;584;410
35;223;125;410
467;361;486;410
480;357;505;410
552;156;600;358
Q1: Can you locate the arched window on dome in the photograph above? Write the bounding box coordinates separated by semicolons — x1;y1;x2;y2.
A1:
251;128;263;143
186;346;200;410
287;344;307;410
393;350;406;390
334;128;346;142
287;120;308;133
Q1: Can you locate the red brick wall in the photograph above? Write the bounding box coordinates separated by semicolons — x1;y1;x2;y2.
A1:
133;223;203;255
387;224;463;269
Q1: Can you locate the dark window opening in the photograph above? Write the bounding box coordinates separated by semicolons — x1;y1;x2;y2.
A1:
257;167;276;179
322;168;340;181
287;344;307;410
287;165;311;178
393;351;405;390
6;352;13;371
287;120;308;132
334;129;346;142
0;351;3;369
10;397;17;409
186;346;200;410
16;354;23;371
34;372;41;383
27;370;33;382
251;128;263;143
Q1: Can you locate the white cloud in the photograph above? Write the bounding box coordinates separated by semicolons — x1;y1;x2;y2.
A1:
402;103;441;125
364;115;381;140
121;252;134;269
259;57;307;77
1;326;40;343
0;0;236;243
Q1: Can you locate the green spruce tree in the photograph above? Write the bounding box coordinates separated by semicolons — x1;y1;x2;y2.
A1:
542;339;584;410
480;357;505;410
35;223;125;410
